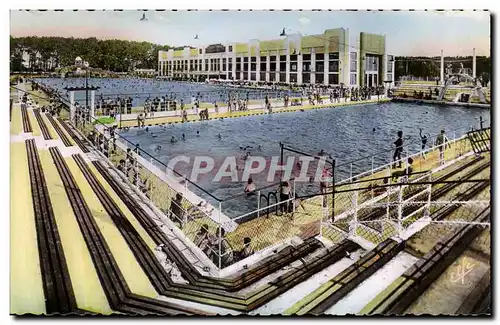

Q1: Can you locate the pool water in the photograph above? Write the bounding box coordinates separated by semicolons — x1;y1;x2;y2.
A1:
120;102;489;218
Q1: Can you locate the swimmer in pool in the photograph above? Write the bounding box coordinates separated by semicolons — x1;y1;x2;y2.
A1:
145;127;149;132
242;151;251;160
218;133;222;140
257;145;262;151
155;145;162;151
196;131;200;136
182;133;186;141
373;127;376;133
170;136;177;143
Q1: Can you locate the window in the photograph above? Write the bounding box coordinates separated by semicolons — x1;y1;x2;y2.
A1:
303;62;311;72
329;61;339;72
316;53;324;61
280;55;286;61
243;57;249;63
251;56;256;62
350;52;357;60
290;54;298;61
303;54;311;61
316;73;324;84
250;73;256;80
260;72;266;81
228;46;233;52
350;73;357;85
280;62;286;71
291;63;298;72
388;61;393;73
280;73;286;82
260;56;267;62
302;73;310;84
260;63;266;71
328;74;339;85
315;62;324;72
236;57;241;63
329;52;339;60
290;73;297;83
350;60;357;72
251;63;257;71
365;56;379;72
270;62;277;72
270;55;276;62
387;73;393;82
199;49;202;54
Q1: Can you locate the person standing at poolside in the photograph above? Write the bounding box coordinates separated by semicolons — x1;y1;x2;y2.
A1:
392;131;404;169
419;128;428;160
280;181;292;214
435;129;451;165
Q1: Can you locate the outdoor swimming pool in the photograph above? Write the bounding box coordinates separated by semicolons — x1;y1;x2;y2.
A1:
119;102;489;218
31;78;299;107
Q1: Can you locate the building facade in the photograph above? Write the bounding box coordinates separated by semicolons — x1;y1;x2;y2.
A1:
158;28;395;87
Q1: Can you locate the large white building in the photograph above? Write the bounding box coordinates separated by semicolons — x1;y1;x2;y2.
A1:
158;28;395;87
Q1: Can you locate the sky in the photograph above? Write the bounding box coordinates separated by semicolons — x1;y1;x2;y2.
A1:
9;10;491;56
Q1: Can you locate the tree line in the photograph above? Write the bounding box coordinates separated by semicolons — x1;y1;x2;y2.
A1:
9;36;187;73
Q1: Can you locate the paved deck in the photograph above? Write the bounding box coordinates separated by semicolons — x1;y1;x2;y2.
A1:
116;98;389;128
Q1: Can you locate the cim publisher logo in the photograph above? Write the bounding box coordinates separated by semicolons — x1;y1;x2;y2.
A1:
166;155;333;184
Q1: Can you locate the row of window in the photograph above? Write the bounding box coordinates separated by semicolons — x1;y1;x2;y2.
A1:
164;52;342;65
162;61;342;73
225;72;342;84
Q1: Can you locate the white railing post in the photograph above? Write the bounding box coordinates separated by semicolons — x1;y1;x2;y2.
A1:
397;184;403;238
218;201;222;270
453;131;457;159
350;163;353;182
371;156;374;175
319;207;324;239
427;182;432;217
405;150;409;176
350;185;358;237
257;191;261;218
292;179;296;212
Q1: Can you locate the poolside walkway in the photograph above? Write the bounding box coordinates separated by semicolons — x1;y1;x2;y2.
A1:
114;96;389;128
